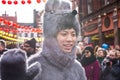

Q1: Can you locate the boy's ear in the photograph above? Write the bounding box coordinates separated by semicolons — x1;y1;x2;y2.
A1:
26;62;42;80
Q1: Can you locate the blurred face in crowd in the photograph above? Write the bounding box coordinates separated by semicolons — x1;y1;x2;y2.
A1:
78;42;85;51
97;50;104;57
84;50;91;57
22;43;34;54
115;45;120;50
56;28;77;53
116;50;120;59
108;50;116;59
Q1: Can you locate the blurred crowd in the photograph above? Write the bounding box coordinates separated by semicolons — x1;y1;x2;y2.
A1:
76;41;120;80
0;38;120;80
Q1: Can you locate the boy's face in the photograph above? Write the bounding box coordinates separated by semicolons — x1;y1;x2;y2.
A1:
56;28;77;53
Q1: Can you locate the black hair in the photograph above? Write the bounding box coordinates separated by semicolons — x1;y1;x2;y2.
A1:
55;10;79;37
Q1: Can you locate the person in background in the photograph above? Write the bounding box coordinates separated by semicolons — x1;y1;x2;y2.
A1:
27;0;87;80
81;46;100;80
95;47;107;80
22;38;37;57
115;44;120;51
96;47;107;64
0;39;7;56
76;41;85;62
100;49;120;80
35;43;42;53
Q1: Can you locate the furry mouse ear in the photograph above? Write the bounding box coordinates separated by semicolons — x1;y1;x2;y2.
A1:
26;62;42;80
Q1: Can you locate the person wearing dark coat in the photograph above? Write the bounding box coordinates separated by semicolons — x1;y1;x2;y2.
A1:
100;49;120;80
80;46;100;80
27;0;87;80
22;38;37;57
0;49;41;80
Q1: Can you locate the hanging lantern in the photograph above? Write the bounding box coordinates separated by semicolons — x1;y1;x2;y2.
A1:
21;0;25;4
27;0;31;4
16;24;20;28
0;18;3;22
32;28;35;32
14;0;18;5
8;0;12;5
37;0;41;3
12;23;16;27
3;20;8;24
7;21;11;26
2;0;6;4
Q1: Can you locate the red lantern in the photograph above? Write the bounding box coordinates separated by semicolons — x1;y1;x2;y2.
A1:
14;0;18;5
8;21;11;26
2;0;6;4
12;23;16;27
21;0;25;4
31;28;34;32
37;0;41;3
3;20;8;24
28;27;32;31
8;0;12;5
27;0;31;4
0;18;3;22
16;25;20;28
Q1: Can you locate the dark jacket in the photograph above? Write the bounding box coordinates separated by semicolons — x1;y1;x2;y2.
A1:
0;49;7;56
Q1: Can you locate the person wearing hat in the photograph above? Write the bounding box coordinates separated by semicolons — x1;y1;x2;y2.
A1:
27;0;87;80
80;46;100;80
22;38;37;57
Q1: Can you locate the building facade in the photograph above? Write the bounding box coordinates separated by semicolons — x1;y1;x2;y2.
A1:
0;11;43;48
78;0;120;47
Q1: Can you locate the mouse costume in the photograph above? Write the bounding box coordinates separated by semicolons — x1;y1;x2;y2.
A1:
28;0;86;80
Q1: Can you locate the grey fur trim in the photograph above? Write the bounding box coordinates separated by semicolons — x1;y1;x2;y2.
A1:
26;62;42;80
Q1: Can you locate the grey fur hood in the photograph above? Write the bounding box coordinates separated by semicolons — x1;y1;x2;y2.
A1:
27;0;87;80
42;0;80;69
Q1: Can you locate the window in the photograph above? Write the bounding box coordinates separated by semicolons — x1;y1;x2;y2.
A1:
31;33;34;37
25;33;28;37
87;0;92;14
105;0;110;5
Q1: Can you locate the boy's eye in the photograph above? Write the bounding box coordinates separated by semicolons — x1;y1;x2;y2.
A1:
72;33;76;37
